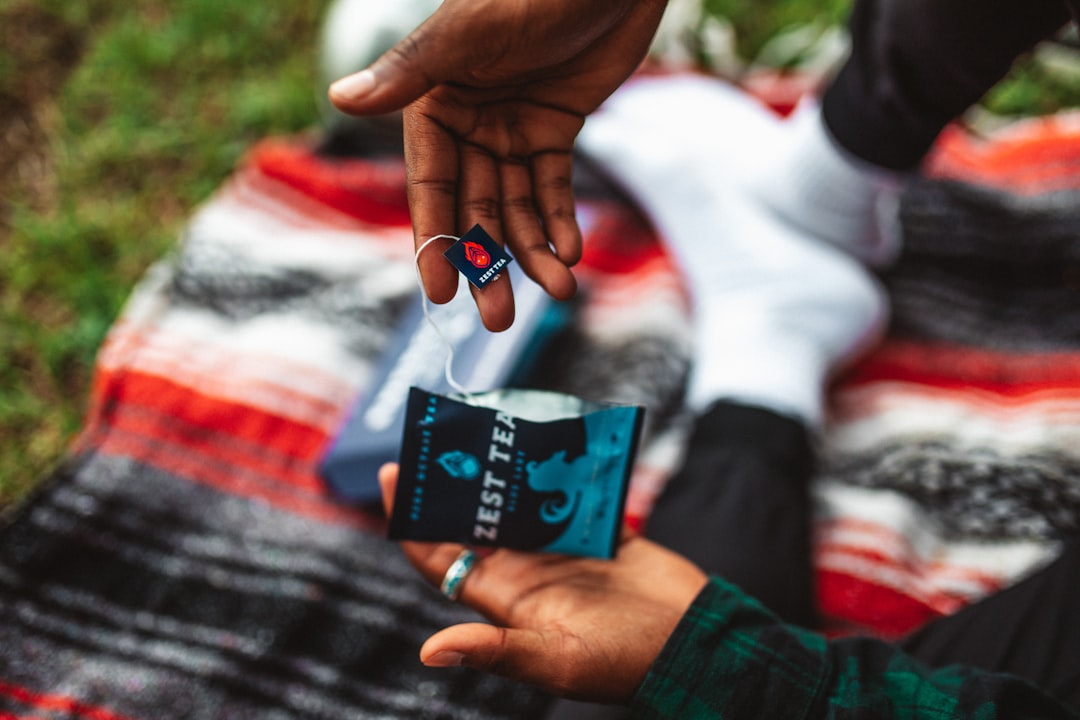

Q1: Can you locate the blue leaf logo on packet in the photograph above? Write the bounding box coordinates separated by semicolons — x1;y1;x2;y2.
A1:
390;387;644;559
437;450;482;480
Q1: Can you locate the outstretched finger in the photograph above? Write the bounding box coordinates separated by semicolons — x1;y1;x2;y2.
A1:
404;102;462;306
460;139;515;331
421;624;632;703
378;463;399;515
468;275;516;333
532;151;583;269
499;160;577;303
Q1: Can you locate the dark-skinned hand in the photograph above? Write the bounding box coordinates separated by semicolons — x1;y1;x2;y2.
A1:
378;462;707;703
330;0;669;331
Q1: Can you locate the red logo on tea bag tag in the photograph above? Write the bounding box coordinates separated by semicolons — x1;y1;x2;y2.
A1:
463;241;491;269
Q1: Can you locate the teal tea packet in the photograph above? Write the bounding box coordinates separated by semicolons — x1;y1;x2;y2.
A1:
389;387;644;559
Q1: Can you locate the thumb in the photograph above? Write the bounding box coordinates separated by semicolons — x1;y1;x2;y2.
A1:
420;623;631;702
327;22;447;116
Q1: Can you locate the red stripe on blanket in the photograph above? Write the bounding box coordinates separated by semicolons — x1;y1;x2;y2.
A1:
248;141;411;227
105;397;324;487
80;372;377;528
927;115;1080;193
839;339;1080;396
830;383;1080;432
817;544;999;613
220;165;372;233
87;371;326;488
91;321;356;435
819;518;1004;590
815;514;1012;637
575;204;691;318
816;569;942;639
0;681;136;720
577;205;670;275
820;525;996;588
87;369;331;462
579;260;689;317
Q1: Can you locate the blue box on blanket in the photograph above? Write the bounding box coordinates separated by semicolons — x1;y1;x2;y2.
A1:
320;260;567;504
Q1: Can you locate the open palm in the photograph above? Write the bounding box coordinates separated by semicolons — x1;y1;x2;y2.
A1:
330;0;669;330
378;463;706;703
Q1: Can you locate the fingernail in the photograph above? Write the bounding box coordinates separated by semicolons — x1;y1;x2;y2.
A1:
424;651;466;668
330;69;376;100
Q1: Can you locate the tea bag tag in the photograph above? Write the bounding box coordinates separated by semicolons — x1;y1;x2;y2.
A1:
442;224;512;289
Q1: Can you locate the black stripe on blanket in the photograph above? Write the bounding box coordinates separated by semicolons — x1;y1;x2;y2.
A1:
821;441;1080;541
0;453;549;720
891;178;1080;349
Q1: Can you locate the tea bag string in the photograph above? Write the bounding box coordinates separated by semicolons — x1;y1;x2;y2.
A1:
415;234;471;396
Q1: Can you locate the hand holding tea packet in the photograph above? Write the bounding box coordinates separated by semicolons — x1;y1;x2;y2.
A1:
378;462;707;702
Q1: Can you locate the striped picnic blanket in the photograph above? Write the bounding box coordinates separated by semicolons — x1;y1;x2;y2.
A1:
0;89;1078;717
816;115;1080;637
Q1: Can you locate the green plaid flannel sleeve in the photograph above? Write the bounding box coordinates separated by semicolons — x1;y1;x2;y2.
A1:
631;577;1078;719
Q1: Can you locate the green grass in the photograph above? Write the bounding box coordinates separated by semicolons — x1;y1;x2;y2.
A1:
706;0;852;55
0;0;328;502
1;0;1079;507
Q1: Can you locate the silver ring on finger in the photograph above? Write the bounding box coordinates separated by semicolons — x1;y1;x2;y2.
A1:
440;549;478;602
